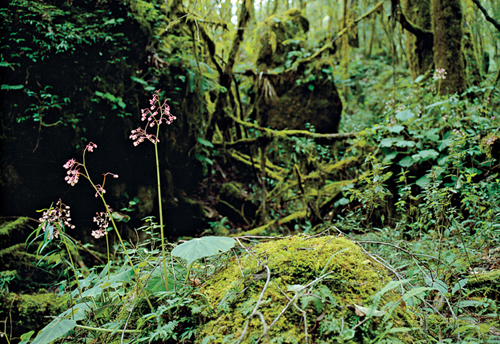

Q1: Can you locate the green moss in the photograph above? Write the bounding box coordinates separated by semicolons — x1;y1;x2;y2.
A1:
0;292;69;339
402;0;433;79
197;235;421;343
431;0;466;95
0;217;29;237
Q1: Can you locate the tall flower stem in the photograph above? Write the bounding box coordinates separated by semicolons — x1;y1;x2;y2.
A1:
154;140;169;292
61;234;83;295
130;90;176;292
102;200;154;310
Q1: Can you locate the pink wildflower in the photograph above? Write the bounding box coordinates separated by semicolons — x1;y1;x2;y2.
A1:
39;199;75;240
130;90;176;146
92;207;112;239
94;184;106;198
86;142;97;152
433;68;447;80
65;169;80;186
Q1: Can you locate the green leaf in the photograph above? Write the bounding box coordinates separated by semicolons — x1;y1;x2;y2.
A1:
424;277;448;294
308;84;314;91
414;75;425;83
401;287;433;302
380;138;397;147
416;175;431;187
451;279;468;295
417;149;439;160
197;137;214;148
19;331;34;344
171;236;236;267
425;128;440;142
32;319;76;344
398;156;415;167
146;266;185;293
131;76;149;85
395;110;415;121
383;151;398;162
387;125;405;133
395;139;416;148
1;84;24;90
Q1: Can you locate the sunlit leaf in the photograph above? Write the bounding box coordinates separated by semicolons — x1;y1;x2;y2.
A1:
171;236;236;267
31;319;76;344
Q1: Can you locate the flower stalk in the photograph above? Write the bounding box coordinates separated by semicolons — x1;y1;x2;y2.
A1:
130;90;176;292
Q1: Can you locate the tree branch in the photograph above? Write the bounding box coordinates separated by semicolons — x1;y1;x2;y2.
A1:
391;0;433;37
471;0;500;32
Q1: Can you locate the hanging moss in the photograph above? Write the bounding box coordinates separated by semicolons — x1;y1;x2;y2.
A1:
431;0;466;95
197;235;422;343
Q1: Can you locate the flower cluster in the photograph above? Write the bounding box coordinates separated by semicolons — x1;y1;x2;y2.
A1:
129;90;176;146
63;158;80;186
39;199;75;239
433;68;447;80
92;206;112;239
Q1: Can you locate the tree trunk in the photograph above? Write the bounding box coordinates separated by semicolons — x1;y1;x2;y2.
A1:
432;0;466;95
401;0;433;79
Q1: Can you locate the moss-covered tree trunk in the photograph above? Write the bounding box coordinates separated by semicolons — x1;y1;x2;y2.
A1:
402;0;434;79
431;0;466;95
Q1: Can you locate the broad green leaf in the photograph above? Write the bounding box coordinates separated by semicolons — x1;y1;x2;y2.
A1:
451;278;468;295
380;138;397;147
146;266;185;293
395;139;416;148
395;110;415;121
398;156;415;167
418;149;439;160
425;128;440;142
387;124;405;133
416;176;431;187
383;151;398;162
32;319;76;344
171;236;236;267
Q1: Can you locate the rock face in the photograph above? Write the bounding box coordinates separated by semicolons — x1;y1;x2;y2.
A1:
253;10;342;134
197;235;420;343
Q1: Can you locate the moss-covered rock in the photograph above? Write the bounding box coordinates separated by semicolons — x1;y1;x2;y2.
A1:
0;291;69;340
197;235;421;343
254;10;342;134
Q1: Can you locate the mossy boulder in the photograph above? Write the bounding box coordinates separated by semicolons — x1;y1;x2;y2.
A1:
254;10;342;133
0;291;69;340
215;182;257;225
197;235;421;343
